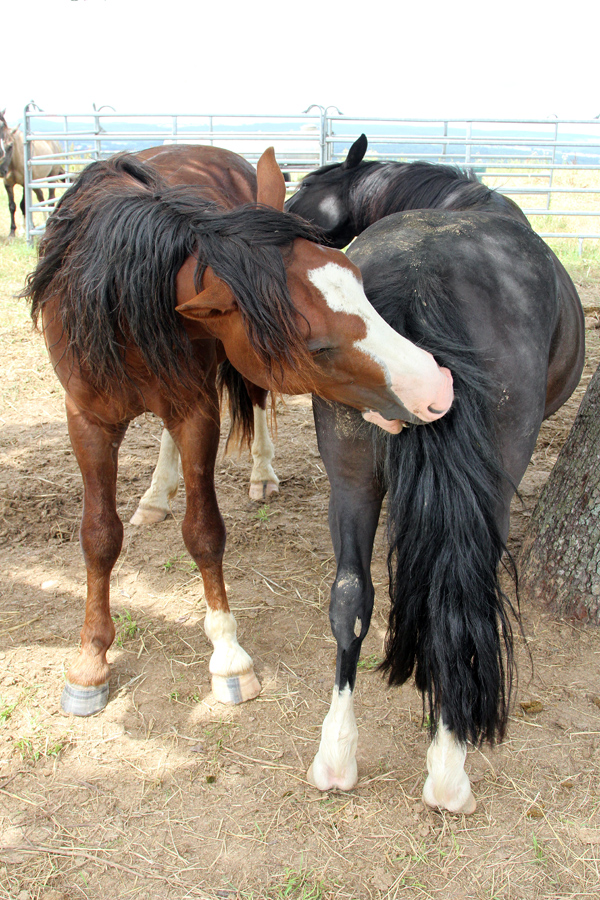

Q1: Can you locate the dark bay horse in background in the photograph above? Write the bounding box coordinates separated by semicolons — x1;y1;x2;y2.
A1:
285;133;584;393
23;148;453;718
128;144;282;523
0;109;64;236
307;209;584;814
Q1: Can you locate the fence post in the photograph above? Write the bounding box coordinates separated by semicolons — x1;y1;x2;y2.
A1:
547;120;558;210
23;107;33;244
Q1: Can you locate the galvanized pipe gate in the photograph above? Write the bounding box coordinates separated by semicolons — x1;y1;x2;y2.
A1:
21;104;600;247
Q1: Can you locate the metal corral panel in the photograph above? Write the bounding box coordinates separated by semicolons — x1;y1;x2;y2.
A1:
22;106;600;246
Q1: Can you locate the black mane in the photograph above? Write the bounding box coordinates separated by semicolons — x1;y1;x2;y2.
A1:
24;153;321;395
349;160;527;233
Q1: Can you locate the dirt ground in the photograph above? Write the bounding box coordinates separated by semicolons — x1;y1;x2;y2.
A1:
1;247;600;900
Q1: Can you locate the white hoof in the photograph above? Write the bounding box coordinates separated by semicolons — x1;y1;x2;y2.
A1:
130;504;170;525
422;775;477;814
211;670;261;704
307;753;358;792
248;480;279;501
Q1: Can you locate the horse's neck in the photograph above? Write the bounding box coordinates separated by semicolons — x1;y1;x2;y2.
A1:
351;163;481;233
350;163;415;232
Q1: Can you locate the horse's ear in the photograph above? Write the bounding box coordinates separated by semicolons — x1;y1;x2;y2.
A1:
256;147;286;211
342;134;368;169
175;271;236;320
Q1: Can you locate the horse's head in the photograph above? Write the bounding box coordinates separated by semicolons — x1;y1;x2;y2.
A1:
177;147;453;431
285;134;369;249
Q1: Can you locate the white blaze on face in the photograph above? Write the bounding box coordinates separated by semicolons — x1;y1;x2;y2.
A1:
307;263;453;424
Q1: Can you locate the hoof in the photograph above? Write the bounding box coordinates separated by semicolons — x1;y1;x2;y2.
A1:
307;756;358;792
61;680;109;716
130;504;169;525
249;481;279;502
211;670;261;704
422;777;477;815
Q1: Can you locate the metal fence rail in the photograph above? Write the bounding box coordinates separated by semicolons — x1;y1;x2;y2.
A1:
23;106;600;246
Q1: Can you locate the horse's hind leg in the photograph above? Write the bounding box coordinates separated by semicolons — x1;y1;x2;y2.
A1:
246;385;279;501
173;406;260;704
308;398;383;791
130;428;180;525
61;397;127;716
131;386;278;523
422;718;477;814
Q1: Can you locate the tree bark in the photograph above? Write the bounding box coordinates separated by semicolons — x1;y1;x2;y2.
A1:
519;363;600;623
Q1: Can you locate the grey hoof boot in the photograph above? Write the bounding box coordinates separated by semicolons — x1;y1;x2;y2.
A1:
61;681;110;716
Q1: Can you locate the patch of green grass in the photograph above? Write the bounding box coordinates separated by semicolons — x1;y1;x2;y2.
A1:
13;734;67;763
255;504;273;524
14;736;41;762
112;609;138;645
161;552;198;573
532;833;547;865
270;867;325;900
0;698;19;723
357;653;381;671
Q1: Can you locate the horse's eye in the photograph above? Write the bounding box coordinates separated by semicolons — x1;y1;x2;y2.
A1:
311;346;334;360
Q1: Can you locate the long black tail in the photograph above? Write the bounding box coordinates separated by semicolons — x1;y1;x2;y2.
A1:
375;271;515;746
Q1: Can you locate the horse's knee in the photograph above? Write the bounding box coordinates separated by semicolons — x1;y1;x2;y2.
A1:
329;570;372;650
181;510;225;566
80;513;123;573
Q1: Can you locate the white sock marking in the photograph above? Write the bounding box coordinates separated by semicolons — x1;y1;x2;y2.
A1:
204;608;253;677
250;406;279;488
422;719;476;814
138;428;180;513
310;686;358;791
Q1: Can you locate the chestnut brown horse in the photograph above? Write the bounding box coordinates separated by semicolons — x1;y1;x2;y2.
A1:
0;110;64;236
128;144;281;524
24;147;453;717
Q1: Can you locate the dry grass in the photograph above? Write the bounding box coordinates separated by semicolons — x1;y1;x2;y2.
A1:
482;162;600;249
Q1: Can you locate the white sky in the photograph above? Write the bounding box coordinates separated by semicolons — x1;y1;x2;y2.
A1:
3;0;599;124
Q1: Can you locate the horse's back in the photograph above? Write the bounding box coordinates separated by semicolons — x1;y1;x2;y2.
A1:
135;144;257;207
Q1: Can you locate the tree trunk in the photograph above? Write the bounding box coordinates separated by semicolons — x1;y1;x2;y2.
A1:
519;363;600;623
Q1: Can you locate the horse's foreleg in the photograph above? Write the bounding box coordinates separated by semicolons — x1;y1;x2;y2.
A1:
130;428;180;524
308;398;383;791
5;184;17;236
246;385;279;501
422;718;477;814
173;408;260;704
61;397;127;716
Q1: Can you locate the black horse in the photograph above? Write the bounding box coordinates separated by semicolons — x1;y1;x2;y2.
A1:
285;133;584;405
303;208;585;814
